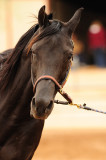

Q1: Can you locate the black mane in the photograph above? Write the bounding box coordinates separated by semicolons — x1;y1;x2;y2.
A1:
0;24;38;91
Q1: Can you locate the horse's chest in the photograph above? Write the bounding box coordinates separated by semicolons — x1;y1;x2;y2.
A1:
0;118;44;160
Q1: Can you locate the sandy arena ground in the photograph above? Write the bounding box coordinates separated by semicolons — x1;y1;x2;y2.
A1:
32;66;106;160
33;129;106;160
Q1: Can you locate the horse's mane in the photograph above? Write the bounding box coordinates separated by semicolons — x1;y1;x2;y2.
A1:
0;24;38;91
0;20;62;91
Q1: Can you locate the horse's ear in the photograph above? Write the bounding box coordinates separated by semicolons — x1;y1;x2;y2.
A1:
47;13;53;20
65;8;84;35
38;5;49;27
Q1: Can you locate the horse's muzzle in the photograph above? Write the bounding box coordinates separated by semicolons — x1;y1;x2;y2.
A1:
30;75;58;120
30;97;54;120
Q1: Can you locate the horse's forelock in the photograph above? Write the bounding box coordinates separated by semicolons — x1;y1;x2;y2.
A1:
27;21;62;54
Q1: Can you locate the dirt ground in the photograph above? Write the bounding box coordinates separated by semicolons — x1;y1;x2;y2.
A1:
32;129;106;160
32;66;106;160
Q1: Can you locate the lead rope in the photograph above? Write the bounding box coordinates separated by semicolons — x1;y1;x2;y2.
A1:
54;99;106;114
54;87;106;115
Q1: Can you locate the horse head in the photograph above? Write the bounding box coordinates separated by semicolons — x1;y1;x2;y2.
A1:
30;5;83;120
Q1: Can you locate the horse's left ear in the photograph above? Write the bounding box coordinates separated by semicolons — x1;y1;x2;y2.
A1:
38;5;49;27
65;8;84;35
48;13;53;20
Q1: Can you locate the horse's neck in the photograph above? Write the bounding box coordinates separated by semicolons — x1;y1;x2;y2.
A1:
0;53;44;159
0;53;33;121
0;48;13;70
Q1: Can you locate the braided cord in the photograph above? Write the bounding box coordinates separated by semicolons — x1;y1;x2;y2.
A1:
54;100;106;114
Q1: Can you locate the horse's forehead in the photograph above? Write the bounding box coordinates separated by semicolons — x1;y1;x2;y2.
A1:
50;32;72;46
47;34;72;51
55;33;73;49
32;32;72;52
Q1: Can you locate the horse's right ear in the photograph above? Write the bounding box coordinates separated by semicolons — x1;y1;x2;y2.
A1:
38;5;49;27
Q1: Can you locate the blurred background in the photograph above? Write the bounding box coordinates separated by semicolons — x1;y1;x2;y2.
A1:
0;0;106;160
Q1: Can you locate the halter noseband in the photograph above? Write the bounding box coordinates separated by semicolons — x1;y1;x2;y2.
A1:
33;61;72;92
33;75;72;104
33;75;61;92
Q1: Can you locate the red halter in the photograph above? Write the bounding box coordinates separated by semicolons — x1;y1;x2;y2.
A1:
33;75;72;104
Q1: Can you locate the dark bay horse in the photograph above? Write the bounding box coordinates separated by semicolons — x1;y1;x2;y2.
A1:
0;49;13;70
0;6;83;160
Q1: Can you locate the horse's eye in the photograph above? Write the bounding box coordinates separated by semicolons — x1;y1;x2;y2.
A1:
33;53;36;58
31;53;37;61
68;53;73;60
72;40;74;47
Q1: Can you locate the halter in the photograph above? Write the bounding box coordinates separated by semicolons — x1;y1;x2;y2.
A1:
33;62;73;104
33;75;73;104
32;62;106;115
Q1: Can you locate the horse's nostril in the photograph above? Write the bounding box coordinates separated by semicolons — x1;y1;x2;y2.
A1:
47;100;53;110
32;97;35;106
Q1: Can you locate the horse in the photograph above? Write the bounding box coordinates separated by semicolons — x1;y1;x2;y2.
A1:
0;49;13;70
0;5;83;160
